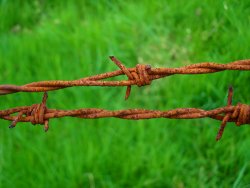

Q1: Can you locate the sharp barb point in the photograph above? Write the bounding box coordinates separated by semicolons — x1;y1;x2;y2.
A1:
229;85;233;92
9;124;15;129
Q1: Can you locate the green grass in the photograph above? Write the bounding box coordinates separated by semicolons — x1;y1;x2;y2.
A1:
0;0;250;187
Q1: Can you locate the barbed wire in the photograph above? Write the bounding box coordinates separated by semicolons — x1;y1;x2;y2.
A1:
1;57;250;99
0;87;249;141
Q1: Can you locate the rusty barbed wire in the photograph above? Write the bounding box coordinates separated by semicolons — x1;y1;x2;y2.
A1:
0;87;249;141
0;57;250;99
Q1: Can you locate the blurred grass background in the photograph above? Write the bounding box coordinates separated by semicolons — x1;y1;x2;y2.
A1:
0;0;250;187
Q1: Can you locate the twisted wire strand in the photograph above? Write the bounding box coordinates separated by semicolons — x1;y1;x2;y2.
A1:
0;87;249;140
1;57;249;99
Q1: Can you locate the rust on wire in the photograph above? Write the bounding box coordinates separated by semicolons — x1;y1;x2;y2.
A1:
0;87;249;141
0;57;249;99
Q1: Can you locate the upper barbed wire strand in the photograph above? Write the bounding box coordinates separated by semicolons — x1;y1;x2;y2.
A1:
0;57;249;99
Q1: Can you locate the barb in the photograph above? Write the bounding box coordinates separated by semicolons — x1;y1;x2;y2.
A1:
0;57;249;99
0;88;249;141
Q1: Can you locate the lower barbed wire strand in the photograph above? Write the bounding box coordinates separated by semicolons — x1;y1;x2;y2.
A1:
0;106;238;122
0;89;249;142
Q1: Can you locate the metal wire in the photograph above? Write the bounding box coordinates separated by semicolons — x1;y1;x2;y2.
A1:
1;57;250;99
0;87;249;141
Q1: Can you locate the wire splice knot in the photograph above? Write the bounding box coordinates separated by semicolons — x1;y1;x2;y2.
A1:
216;87;250;141
231;103;250;126
9;92;50;132
110;56;151;100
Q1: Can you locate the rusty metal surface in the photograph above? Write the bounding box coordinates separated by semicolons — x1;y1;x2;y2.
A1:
0;57;249;99
0;87;249;141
